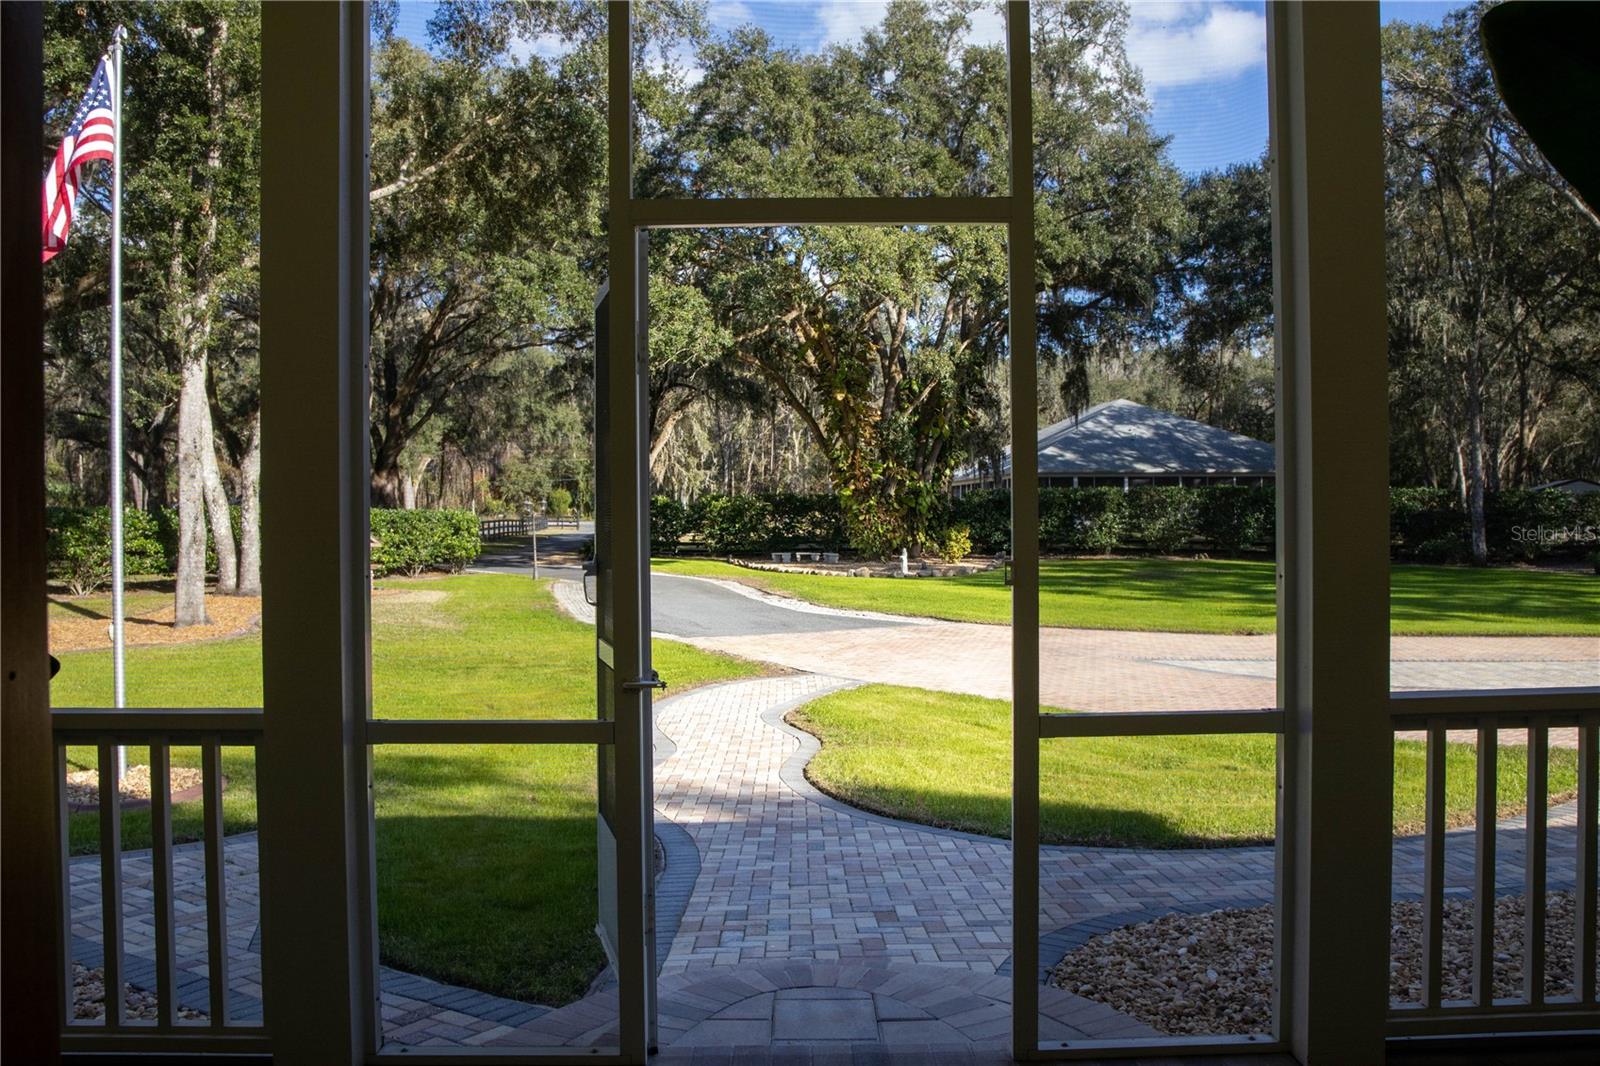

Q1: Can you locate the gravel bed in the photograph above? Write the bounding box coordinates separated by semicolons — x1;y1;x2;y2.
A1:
72;962;207;1022
1050;891;1584;1036
65;764;205;808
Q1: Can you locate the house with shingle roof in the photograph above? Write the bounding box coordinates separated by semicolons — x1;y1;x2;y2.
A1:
952;399;1275;494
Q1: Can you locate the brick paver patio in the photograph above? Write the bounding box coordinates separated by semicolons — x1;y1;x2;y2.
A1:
63;579;1593;1052
68;671;1585;1053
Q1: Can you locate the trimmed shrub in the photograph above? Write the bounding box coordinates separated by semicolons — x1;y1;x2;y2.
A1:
547;487;573;517
1124;487;1198;554
1193;486;1275;555
937;524;973;563
46;507;167;595
370;509;481;576
691;494;773;555
1389;487;1466;561
950;490;1011;555
650;495;691;554
1039;487;1126;554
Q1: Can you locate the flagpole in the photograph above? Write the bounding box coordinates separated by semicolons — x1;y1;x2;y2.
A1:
109;26;127;775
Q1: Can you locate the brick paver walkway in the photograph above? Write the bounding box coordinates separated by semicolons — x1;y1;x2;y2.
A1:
69;671;1586;1053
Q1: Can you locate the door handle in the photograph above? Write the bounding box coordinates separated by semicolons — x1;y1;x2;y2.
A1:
582;559;598;606
622;670;666;691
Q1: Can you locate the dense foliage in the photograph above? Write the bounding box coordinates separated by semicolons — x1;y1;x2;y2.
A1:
369;509;483;577
41;1;1600;599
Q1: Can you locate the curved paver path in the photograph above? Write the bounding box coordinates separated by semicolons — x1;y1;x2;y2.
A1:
66;573;1592;1053
68;671;1583;1052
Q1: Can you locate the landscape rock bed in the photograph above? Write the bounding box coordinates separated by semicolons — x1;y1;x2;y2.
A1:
72;962;207;1022
1050;892;1581;1036
66;764;206;810
732;556;1002;579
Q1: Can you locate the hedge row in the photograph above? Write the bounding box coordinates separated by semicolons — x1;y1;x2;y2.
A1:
46;506;482;592
652;486;1600;562
951;486;1276;556
651;493;847;555
1389;487;1600;563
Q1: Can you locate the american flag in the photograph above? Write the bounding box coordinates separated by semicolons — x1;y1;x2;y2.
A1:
42;54;117;263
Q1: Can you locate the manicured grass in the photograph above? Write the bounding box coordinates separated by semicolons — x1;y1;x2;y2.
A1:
790;684;1580;848
54;573;760;1006
653;557;1600;636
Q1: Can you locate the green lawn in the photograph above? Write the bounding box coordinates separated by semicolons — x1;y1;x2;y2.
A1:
791;685;1579;848
654;556;1600;636
53;573;760;1006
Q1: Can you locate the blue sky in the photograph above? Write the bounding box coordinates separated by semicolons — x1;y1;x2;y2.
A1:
390;0;1465;176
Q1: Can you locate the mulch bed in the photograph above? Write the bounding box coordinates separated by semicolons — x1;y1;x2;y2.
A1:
1050;892;1581;1036
50;594;261;653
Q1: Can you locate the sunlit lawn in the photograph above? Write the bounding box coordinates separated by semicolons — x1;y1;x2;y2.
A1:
791;684;1581;848
654;557;1600;636
53;573;760;1006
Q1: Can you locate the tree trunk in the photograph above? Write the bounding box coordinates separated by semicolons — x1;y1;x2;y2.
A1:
1464;361;1490;565
175;357;212;627
371;464;403;509
401;472;417;509
236;410;262;596
199;397;239;594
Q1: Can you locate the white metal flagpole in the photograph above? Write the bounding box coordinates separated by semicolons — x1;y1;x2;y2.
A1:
109;26;127;775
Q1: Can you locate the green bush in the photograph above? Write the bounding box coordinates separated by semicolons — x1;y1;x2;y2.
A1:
650;495;691;554
1039;487;1127;553
46;507;167;595
692;494;774;555
547;487;573;517
1193;486;1275;555
937;524;973;563
370;509;481;576
1124;487;1197;554
950;490;1011;555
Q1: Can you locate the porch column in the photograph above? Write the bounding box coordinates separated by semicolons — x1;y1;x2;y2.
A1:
1;5;64;1060
258;3;374;1063
1268;3;1392;1062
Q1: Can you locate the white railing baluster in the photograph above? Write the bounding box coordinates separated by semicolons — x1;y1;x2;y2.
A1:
1525;717;1549;1005
1473;726;1498;1008
96;740;125;1028
1423;719;1447;1008
56;744;75;1027
149;739;178;1029
201;738;230;1026
1577;720;1597;1007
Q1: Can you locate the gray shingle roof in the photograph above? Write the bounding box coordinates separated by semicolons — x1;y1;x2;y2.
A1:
955;399;1275;482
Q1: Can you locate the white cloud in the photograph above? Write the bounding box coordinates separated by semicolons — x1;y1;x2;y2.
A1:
508;32;569;65
966;3;1007;47
1125;1;1265;90
817;1;890;49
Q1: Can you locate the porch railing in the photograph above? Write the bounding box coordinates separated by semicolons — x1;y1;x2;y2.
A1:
1388;691;1600;1038
51;707;268;1057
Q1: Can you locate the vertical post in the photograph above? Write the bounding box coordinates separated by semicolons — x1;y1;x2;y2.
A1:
1422;721;1446;1007
1577;721;1598;1006
258;3;373;1063
607;4;651;1059
1473;727;1498;1007
1268;3;1391;1060
0;4;64;1058
109;29;128;773
1524;718;1549;1005
1006;0;1040;1056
